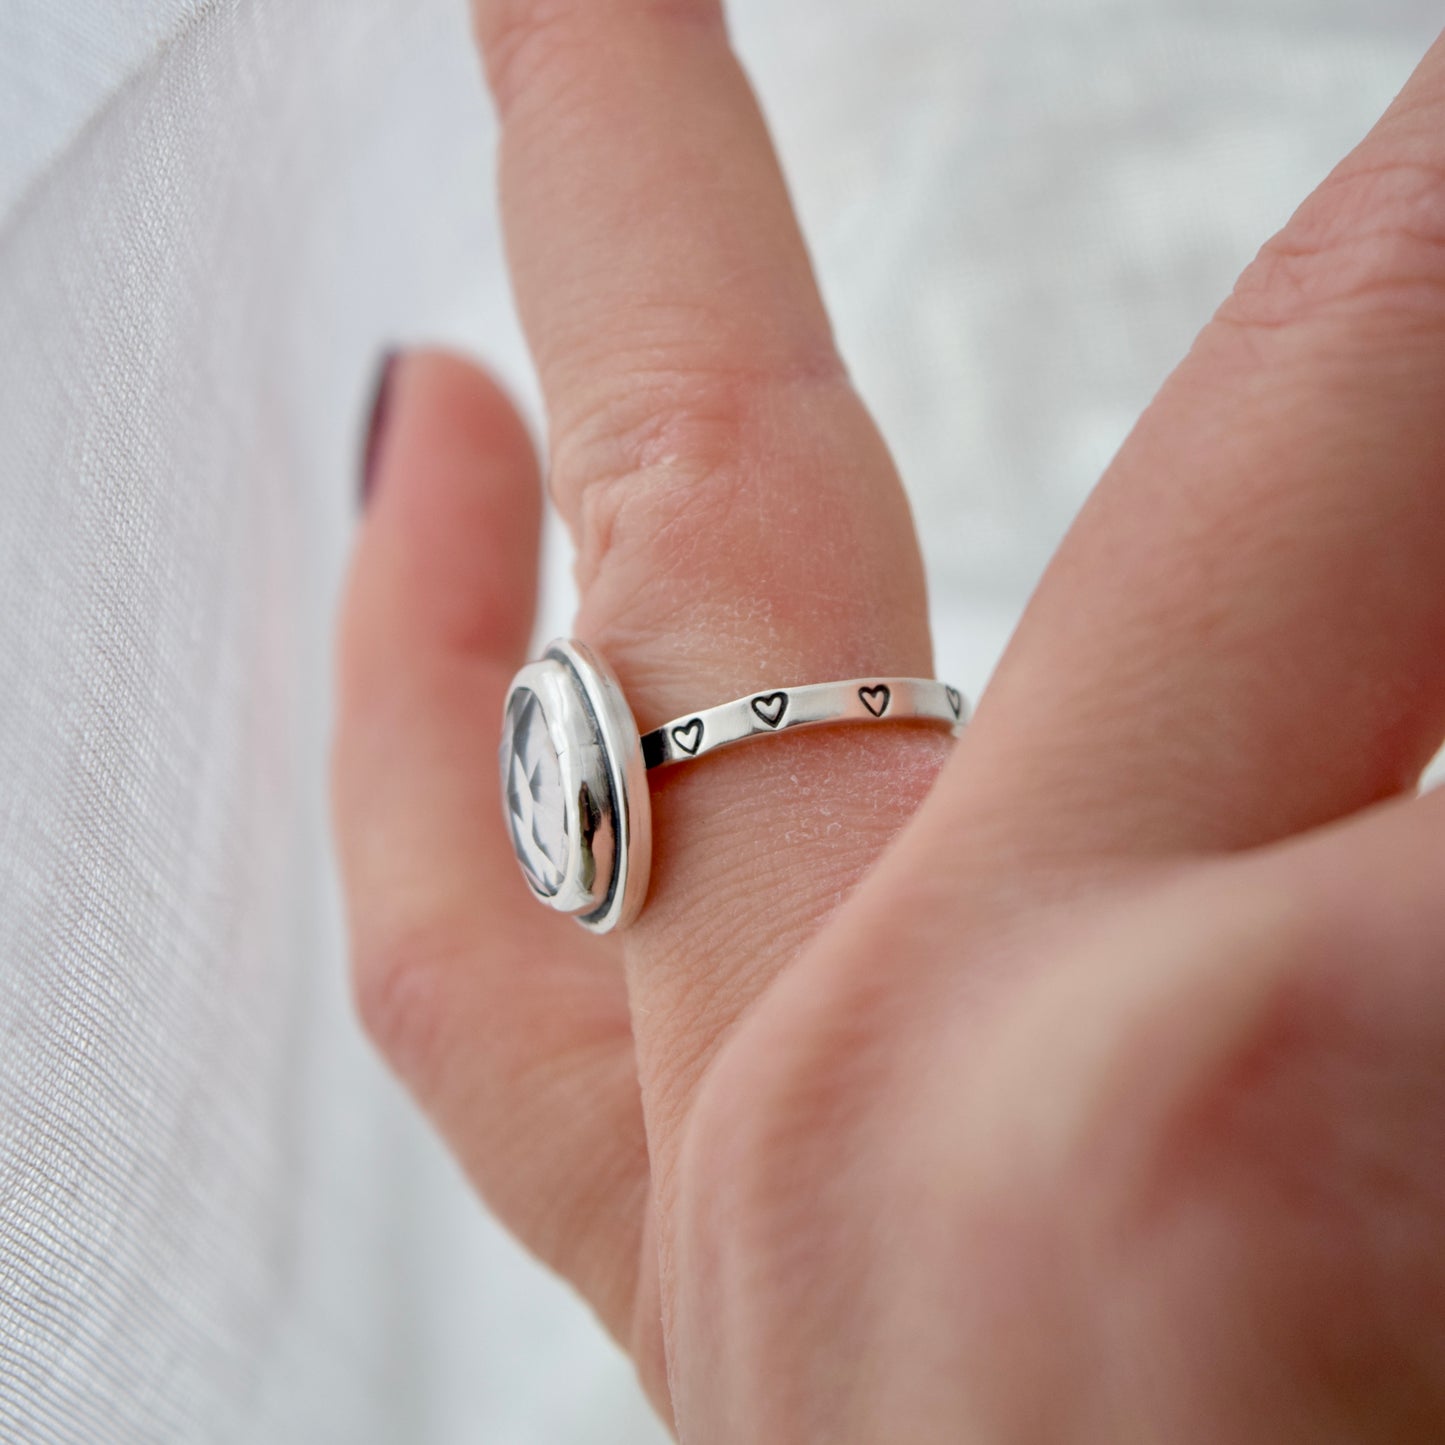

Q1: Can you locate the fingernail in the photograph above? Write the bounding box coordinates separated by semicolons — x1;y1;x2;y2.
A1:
360;350;399;509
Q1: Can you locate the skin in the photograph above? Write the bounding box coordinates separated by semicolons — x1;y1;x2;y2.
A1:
332;3;1445;1440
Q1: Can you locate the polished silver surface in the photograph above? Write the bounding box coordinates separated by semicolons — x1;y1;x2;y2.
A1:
640;677;968;768
500;641;967;933
499;641;649;934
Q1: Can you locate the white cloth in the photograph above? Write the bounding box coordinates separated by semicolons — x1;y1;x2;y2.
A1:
0;1;1438;1440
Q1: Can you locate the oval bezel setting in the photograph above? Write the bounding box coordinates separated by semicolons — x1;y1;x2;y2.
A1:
498;640;650;933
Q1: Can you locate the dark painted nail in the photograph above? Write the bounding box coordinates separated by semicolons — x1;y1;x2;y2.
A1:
360;350;399;509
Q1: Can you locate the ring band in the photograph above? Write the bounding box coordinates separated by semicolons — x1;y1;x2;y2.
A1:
641;676;967;768
499;639;969;934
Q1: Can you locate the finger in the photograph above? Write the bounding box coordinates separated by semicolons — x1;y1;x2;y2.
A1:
332;351;649;1340
1152;784;1445;1441
927;31;1445;883
474;1;949;1160
1048;780;1445;1440
916;784;1445;1444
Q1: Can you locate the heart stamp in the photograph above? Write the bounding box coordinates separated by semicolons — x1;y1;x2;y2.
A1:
859;685;891;718
751;692;788;728
671;718;704;756
946;686;963;719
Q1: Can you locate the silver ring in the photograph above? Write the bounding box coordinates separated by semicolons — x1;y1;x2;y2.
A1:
499;639;970;933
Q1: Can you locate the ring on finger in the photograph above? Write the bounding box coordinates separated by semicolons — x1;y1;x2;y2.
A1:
499;640;969;933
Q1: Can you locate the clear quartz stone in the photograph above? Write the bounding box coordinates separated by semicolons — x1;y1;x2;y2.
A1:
500;688;568;897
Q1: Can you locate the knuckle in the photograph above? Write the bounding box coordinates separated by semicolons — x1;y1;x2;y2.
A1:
1102;900;1442;1244
1121;975;1445;1422
1074;896;1445;1419
1020;887;1334;1240
552;351;857;592
957;886;1445;1428
1219;153;1445;337
478;0;722;119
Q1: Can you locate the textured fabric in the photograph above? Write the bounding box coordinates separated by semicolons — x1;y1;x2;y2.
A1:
0;1;1439;1440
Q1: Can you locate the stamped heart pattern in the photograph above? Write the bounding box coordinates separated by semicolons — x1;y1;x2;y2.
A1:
751;692;788;728
946;686;963;719
859;684;891;718
671;718;704;756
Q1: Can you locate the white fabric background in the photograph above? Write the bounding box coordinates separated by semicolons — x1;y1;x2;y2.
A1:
0;1;1440;1440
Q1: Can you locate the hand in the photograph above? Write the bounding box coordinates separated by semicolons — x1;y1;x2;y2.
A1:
332;6;1445;1439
